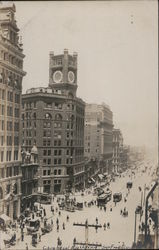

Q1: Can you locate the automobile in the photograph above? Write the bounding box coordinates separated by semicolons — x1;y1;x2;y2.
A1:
26;219;40;235
126;181;133;189
113;192;122;202
41;224;53;235
75;202;83;210
94;187;104;196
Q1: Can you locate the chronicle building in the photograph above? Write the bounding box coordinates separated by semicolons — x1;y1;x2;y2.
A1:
22;49;85;194
0;3;26;219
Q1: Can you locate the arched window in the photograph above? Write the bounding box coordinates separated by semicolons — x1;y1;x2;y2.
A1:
0;187;3;199
33;112;36;119
13;183;17;195
70;115;75;121
68;92;74;99
45;113;52;120
55;114;62;121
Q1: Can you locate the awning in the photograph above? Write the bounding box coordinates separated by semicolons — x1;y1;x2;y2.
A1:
103;173;108;176
98;174;104;180
0;214;12;223
91;178;95;183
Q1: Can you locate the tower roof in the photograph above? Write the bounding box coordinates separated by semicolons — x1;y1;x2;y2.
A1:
0;1;16;11
31;144;38;155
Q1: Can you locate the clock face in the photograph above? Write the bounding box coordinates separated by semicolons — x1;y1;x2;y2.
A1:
68;71;75;83
53;71;63;83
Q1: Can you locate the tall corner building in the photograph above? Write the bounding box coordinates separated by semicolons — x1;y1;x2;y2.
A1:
0;3;26;219
22;49;85;193
84;103;113;173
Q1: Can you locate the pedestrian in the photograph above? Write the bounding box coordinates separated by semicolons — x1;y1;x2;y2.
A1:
21;232;24;241
73;237;76;246
44;208;46;217
32;213;34;220
120;209;123;215
107;222;110;229
103;223;106;230
104;206;106;212
96;217;98;224
59;211;61;216
100;206;102;210
39;233;41;242
63;222;65;230
66;215;69;222
25;243;29;250
56;207;58;213
56;218;59;225
57;224;59;232
51;219;53;226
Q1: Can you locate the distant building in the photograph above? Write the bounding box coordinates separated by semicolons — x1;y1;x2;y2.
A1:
22;50;85;193
84;103;113;174
0;3;26;219
120;145;130;171
21;145;39;211
112;129;123;173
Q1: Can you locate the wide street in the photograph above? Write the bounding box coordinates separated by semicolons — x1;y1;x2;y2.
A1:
10;157;157;249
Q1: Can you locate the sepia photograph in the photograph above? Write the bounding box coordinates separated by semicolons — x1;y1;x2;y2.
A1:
0;0;158;249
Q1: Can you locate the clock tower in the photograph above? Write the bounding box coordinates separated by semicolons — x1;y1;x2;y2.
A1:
49;49;78;97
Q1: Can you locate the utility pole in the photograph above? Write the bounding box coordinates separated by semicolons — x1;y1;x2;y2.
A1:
144;181;158;247
73;219;102;248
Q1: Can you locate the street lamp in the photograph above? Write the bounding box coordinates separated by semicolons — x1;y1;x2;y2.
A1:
133;206;142;248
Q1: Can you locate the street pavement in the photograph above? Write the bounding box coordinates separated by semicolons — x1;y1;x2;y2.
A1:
9;156;157;249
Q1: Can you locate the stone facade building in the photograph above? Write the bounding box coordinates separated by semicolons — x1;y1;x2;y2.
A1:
112;129;123;173
0;3;26;219
21;145;39;211
22;50;85;194
84;103;113;174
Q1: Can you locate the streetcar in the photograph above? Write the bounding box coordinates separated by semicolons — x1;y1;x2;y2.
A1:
36;193;52;204
113;192;122;202
97;190;112;206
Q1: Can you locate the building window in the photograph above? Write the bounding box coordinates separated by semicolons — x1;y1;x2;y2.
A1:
66;158;69;164
55;103;62;110
43;150;47;156
48;159;51;165
55;113;62;120
46;103;52;108
1;151;4;162
0;136;4;146
45;113;52;120
54;169;57;175
6;151;12;161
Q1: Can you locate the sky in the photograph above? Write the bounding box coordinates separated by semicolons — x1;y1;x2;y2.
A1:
12;0;158;148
